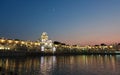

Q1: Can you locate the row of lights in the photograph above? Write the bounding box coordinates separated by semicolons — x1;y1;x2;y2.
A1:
0;38;40;46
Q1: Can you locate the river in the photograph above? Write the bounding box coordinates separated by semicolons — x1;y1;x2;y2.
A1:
0;55;120;75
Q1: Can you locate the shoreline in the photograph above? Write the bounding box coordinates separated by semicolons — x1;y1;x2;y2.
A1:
0;51;120;57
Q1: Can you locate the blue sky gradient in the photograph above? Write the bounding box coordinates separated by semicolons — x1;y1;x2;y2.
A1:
0;0;120;45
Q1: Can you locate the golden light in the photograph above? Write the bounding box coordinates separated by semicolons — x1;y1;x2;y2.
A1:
99;46;102;48
104;46;108;48
35;43;38;46
55;45;58;47
0;39;5;43
8;40;13;43
109;46;113;48
88;47;91;49
38;43;40;45
34;42;40;46
49;43;52;46
45;43;48;45
21;41;25;44
15;41;19;44
30;42;33;45
95;47;98;48
0;46;4;49
7;47;10;50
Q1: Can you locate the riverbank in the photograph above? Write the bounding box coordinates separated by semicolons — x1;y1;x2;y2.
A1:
0;50;120;57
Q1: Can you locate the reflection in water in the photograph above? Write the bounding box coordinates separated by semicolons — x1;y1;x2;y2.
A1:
39;56;56;75
0;55;120;75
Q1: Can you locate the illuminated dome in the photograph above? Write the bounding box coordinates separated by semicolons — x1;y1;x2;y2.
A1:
41;32;48;42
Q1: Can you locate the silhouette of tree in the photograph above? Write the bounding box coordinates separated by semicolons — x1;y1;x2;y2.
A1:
118;43;120;45
53;41;61;45
101;43;107;46
95;45;99;46
14;39;20;41
61;43;66;45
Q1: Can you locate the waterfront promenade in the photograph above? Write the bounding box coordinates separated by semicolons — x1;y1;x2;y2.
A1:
0;32;120;57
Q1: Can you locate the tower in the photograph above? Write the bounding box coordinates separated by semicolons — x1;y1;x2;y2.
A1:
41;32;48;43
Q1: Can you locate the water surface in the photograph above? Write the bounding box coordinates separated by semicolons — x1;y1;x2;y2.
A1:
0;55;120;75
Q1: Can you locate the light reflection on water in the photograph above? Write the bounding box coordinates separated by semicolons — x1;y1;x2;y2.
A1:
0;55;120;75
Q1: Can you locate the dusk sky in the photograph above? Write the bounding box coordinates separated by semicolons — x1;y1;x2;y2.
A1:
0;0;120;45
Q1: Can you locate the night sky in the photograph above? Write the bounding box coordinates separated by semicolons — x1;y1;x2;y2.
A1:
0;0;120;45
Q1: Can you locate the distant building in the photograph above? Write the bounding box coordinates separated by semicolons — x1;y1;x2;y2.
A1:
41;32;48;43
40;32;56;52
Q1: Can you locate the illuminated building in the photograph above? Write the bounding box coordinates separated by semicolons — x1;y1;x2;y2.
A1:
41;32;48;43
0;38;40;50
40;32;56;52
0;32;118;53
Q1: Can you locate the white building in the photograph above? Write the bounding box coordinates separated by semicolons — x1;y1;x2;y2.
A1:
40;32;56;52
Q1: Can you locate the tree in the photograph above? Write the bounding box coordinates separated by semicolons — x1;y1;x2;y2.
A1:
61;43;66;45
53;41;61;45
95;45;99;46
101;43;107;46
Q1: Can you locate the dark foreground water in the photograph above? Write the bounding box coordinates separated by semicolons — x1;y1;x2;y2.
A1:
0;55;120;75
